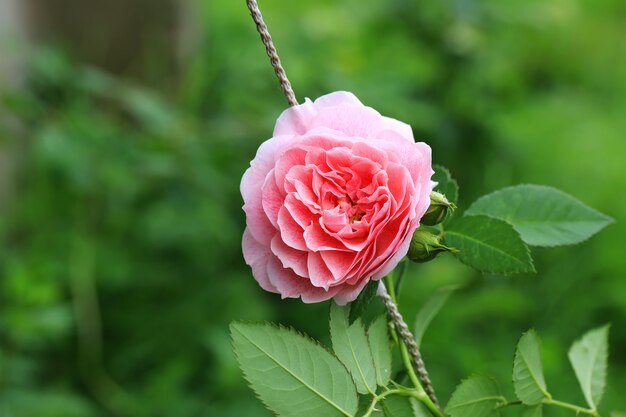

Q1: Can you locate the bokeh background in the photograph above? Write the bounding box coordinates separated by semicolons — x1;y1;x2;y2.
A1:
0;0;624;416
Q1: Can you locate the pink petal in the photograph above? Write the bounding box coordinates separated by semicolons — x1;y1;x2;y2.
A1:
307;252;335;289
313;91;363;108
241;135;291;244
242;228;278;293
277;205;308;251
274;147;307;193
273;98;318;136
261;169;284;228
320;250;358;282
273;92;363;137
371;226;414;279
303;221;348;252
333;278;373;305
379;116;414;141
266;256;340;302
242;197;277;246
270;235;309;277
350;141;390;168
310;105;389;139
284;193;318;229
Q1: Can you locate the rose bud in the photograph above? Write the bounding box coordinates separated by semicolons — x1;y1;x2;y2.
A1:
241;91;434;304
421;191;455;226
407;229;454;263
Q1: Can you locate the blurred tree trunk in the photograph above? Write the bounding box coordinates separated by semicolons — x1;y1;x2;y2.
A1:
24;0;185;85
0;0;198;208
0;0;27;210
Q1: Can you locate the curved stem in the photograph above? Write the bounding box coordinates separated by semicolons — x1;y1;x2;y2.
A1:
362;388;431;417
362;395;379;417
361;389;403;417
494;398;600;417
544;399;600;416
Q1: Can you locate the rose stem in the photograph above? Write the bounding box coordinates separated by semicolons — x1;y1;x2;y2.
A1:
245;0;298;107
378;279;441;411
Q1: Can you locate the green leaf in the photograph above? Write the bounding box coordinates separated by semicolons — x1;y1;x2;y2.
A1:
368;315;392;387
445;375;504;417
568;325;610;410
433;164;459;204
611;412;626;417
414;285;457;348
513;330;551;405
349;280;379;323
465;185;613;247
330;303;378;394
443;215;535;274
523;405;543;417
230;322;358;417
411;399;432;417
382;395;414;417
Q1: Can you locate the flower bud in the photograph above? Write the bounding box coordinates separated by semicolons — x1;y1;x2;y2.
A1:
421;191;455;226
407;229;454;263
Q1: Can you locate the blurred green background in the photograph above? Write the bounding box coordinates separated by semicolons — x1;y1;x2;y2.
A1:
0;0;624;416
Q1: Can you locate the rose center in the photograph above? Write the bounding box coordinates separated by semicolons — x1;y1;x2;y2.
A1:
337;196;365;224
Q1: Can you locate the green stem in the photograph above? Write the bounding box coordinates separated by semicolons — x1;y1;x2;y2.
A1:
544;399;600;416
383;277;444;417
361;395;378;417
361;389;406;417
362;388;431;417
494;398;600;417
495;399;521;409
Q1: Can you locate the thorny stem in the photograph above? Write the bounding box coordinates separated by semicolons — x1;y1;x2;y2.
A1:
380;277;444;417
380;271;439;407
245;0;298;106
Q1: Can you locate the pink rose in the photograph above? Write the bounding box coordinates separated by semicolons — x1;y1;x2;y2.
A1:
241;91;434;304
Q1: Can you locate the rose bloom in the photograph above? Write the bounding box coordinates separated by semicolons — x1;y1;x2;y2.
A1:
241;92;433;304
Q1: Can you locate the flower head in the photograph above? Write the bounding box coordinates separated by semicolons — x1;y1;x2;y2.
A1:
241;92;434;304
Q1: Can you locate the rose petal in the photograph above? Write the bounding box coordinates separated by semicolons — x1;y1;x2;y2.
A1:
307;252;335;289
313;91;363;108
320;250;358;283
262;169;284;227
241;135;291;244
270;235;309;277
273;98;317;136
242;228;278;293
266;256;341;302
277;205;309;251
333;278;373;305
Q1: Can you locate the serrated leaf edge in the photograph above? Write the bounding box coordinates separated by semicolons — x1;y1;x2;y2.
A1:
513;329;551;405
367;315;392;387
230;320;356;417
330;305;377;395
446;215;536;274
466;184;614;248
445;375;505;414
